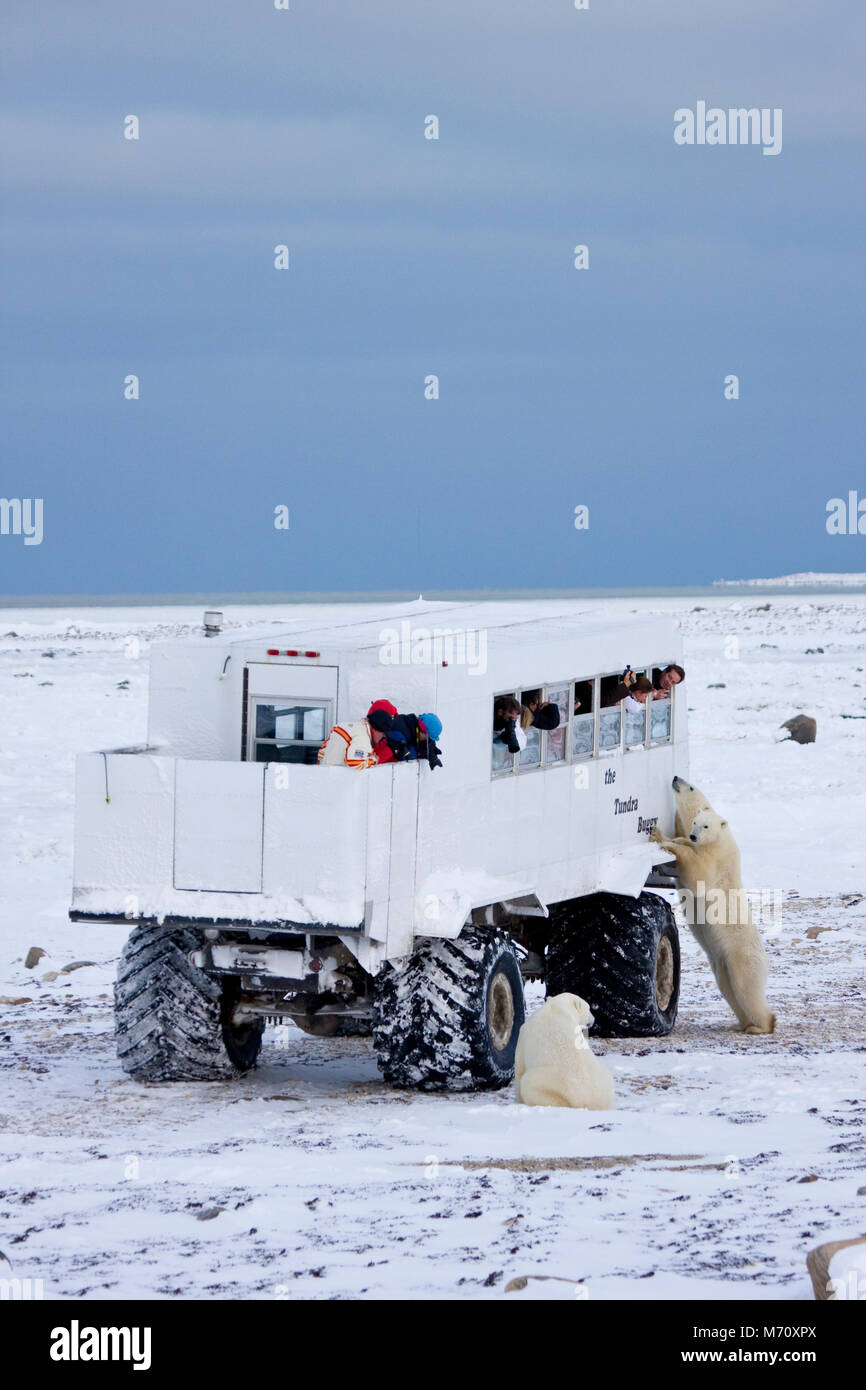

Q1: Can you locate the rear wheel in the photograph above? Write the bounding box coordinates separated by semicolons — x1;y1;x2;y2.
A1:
545;892;680;1037
373;929;525;1091
115;924;264;1081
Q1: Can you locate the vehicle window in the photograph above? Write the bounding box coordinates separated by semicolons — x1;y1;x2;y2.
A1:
545;684;571;764
571;678;595;758
650;693;672;742
625;669;649;748
490;667;667;775
252;701;329;764
625;704;646;747
491;741;513;774
597;675;623;752
491;692;519;775
598;705;621;751
519;726;541;768
518;688;543;769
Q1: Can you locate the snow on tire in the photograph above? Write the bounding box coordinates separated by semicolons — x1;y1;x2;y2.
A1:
373;928;525;1092
545;891;680;1038
114;923;263;1082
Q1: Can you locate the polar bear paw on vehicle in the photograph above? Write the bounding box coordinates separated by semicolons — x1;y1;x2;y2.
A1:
514;994;615;1109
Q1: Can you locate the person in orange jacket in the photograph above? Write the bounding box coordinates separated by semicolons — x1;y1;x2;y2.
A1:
317;700;397;769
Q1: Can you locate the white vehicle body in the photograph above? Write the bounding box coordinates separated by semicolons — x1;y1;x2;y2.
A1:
70;601;686;980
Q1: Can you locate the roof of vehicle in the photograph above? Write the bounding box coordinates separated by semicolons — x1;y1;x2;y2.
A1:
211;599;679;655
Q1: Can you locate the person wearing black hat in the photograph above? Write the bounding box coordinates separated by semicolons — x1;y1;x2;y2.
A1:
493;696;526;757
520;692;561;732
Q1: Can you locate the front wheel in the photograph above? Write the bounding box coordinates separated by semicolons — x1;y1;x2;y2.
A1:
373;929;525;1091
545;892;680;1037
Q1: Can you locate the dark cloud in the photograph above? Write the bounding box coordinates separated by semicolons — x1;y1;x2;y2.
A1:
0;0;863;593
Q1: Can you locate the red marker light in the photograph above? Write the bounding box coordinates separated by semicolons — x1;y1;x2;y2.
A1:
304;651;320;659
266;649;279;656
285;649;299;656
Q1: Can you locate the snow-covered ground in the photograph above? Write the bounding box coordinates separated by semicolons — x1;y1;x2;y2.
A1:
1;595;864;1301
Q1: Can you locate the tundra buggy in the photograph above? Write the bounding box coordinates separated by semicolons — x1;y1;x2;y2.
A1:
69;601;686;1091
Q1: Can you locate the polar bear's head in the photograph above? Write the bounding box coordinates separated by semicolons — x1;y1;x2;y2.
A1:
672;775;696;794
689;810;728;845
548;992;594;1029
672;776;714;836
672;775;712;810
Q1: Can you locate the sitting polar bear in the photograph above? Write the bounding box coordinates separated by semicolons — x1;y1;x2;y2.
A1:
651;807;776;1035
514;994;615;1109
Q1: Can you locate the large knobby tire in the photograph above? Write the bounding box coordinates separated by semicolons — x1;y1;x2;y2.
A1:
114;923;264;1082
545;892;680;1037
373;928;525;1091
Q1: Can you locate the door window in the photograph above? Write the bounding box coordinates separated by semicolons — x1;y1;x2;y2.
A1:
251;700;330;764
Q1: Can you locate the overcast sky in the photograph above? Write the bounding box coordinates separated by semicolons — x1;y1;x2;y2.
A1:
1;0;864;595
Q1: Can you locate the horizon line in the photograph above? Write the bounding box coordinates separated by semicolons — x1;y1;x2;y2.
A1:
3;581;866;608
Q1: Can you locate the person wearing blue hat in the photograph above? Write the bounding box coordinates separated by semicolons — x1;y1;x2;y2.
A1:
419;712;442;743
417;712;443;770
385;711;443;770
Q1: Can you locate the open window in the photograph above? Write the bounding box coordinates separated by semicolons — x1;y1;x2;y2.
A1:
250;699;331;764
649;665;675;743
491;692;520;775
624;669;649;749
571;678;595;759
598;674;623;752
493;686;569;776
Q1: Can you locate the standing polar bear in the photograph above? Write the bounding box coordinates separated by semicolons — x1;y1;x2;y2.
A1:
514;993;615;1109
651;786;776;1034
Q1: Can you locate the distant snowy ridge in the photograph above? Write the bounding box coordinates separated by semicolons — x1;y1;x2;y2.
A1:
714;572;866;588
